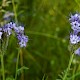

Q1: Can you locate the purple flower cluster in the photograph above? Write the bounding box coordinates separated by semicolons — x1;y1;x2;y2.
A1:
0;22;28;47
74;48;80;55
3;11;14;20
17;34;28;47
69;14;80;33
69;13;80;55
70;33;80;44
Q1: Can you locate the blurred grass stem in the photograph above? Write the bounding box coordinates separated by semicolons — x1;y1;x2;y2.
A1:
1;54;5;80
12;0;19;79
15;48;20;80
12;0;24;80
12;0;18;23
72;65;76;80
20;49;24;80
62;53;74;80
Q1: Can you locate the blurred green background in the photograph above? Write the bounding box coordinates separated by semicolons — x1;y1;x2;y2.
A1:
0;0;80;80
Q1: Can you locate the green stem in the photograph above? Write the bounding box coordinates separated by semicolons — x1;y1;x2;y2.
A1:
72;65;76;80
20;49;24;80
1;54;5;80
62;53;74;80
12;0;20;80
15;48;20;80
12;0;18;23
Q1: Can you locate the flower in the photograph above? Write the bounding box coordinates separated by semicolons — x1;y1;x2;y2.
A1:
69;13;80;22
7;22;16;29
17;34;28;47
69;13;80;33
0;32;2;39
0;22;28;47
3;11;14;20
1;22;16;36
70;33;80;44
14;25;28;47
70;21;80;32
14;26;24;34
74;48;80;55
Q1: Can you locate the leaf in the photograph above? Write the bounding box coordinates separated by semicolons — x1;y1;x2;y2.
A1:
42;74;45;80
42;74;48;80
17;66;29;75
6;77;15;80
68;71;80;80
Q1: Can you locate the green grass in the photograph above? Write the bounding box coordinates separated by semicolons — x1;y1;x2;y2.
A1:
0;0;80;80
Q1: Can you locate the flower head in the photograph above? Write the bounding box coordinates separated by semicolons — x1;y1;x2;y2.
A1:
2;22;16;36
17;34;28;47
69;13;80;22
0;22;28;47
3;11;14;20
75;48;80;55
13;24;28;47
14;26;24;34
70;33;80;44
0;32;2;39
70;21;80;32
69;13;80;33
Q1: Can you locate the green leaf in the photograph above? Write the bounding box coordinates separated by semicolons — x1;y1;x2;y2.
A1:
17;66;29;75
42;74;48;80
6;77;15;80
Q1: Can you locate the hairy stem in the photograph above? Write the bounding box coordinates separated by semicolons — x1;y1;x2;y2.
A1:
15;48;20;80
12;0;18;23
1;54;5;80
20;49;24;80
62;53;74;80
12;1;24;80
72;65;76;80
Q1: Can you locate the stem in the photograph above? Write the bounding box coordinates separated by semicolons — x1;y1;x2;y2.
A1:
12;0;18;23
2;0;7;7
15;48;20;80
20;49;24;80
72;65;76;80
12;0;21;80
62;53;74;80
1;54;5;80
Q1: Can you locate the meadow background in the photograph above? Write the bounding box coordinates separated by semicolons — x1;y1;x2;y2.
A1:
0;0;80;80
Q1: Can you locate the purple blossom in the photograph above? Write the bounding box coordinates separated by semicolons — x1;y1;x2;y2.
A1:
69;13;80;55
69;13;80;22
2;25;12;36
13;24;28;48
74;48;80;55
70;33;80;44
14;26;24;34
3;11;14;20
2;22;16;36
0;32;2;39
17;34;28;47
69;13;80;33
0;22;28;47
70;21;80;32
7;22;16;29
0;28;2;31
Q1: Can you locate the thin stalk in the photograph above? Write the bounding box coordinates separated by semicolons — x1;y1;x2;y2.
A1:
15;48;20;80
12;1;24;80
72;65;76;80
62;53;74;80
12;0;19;79
12;0;18;23
20;49;24;80
2;0;6;7
1;54;5;80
